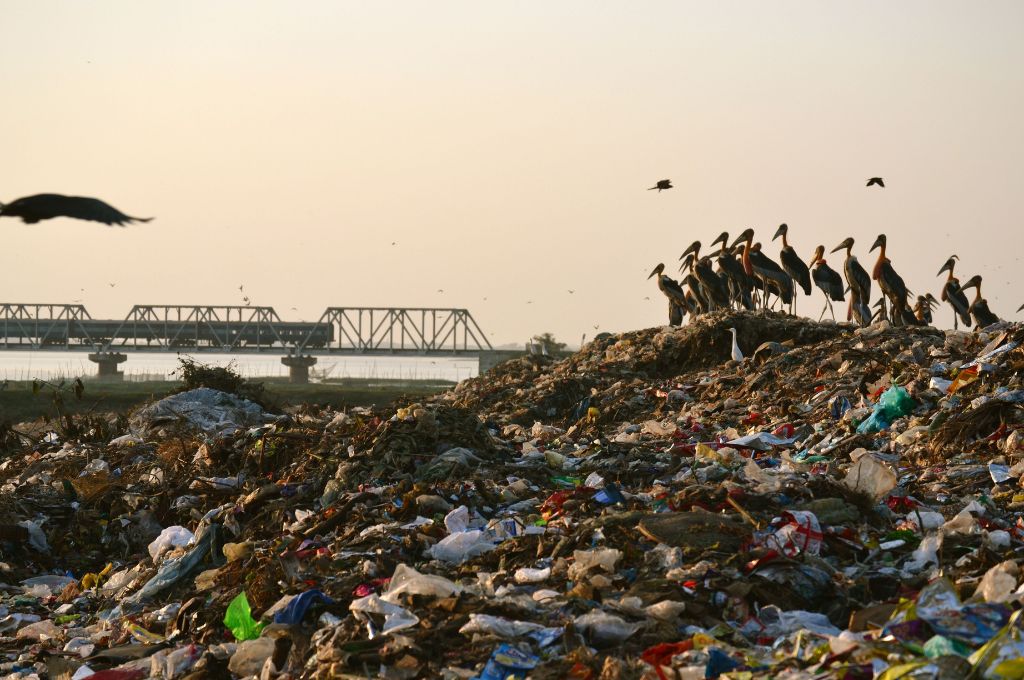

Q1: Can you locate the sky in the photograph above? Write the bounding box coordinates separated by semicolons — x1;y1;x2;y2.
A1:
1;1;1023;347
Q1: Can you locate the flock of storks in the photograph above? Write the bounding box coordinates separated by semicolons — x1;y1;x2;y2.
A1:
648;221;1022;331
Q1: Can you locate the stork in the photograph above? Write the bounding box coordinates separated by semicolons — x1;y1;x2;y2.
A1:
772;223;812;315
0;193;152;226
937;256;972;330
680;241;731;310
831;237;871;326
960;275;1001;328
913;294;939;325
869;234;911;326
808;245;845;321
647;263;690;325
678;254;710;316
710;232;755;311
730;229;792;310
750;243;794;310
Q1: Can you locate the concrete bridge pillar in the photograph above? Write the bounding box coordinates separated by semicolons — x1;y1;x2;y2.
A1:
88;352;127;381
281;355;317;384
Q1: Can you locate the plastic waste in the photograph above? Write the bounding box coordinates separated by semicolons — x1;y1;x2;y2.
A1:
224;591;265;641
273;589;334;625
427;529;496;564
843;451;897;500
475;644;539;680
382;563;461;601
573;610;641;644
148;525;195;562
349;594;419;634
856;385;915;433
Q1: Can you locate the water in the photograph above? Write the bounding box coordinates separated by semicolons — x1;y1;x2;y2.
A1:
0;351;479;383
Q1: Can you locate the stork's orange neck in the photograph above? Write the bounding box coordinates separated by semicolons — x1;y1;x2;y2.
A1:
872;244;887;281
742;245;753;276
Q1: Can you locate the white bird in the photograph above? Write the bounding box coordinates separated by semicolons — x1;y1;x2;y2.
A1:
729;327;744;362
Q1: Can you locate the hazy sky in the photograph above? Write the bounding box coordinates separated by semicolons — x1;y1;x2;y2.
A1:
2;1;1023;346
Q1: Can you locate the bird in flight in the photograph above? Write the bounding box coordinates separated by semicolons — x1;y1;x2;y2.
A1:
568;289;575;294
437;289;444;294
866;177;885;188
648;179;673;192
108;283;116;288
242;296;251;306
238;285;244;292
0;194;152;226
391;241;397;246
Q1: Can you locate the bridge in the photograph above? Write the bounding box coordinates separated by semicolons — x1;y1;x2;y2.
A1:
0;303;522;382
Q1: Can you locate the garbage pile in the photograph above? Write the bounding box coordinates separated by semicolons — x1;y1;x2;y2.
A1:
2;310;1024;679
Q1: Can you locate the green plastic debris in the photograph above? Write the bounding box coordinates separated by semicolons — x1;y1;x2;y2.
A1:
224;591;265;641
856;386;916;434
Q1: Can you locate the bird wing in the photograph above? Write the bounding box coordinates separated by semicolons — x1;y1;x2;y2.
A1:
63;196;152;226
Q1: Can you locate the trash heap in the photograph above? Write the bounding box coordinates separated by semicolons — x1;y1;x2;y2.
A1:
2;310;1024;679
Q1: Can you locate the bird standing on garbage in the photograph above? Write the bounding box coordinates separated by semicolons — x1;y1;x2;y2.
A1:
831;238;871;327
729;328;744;362
869;234;912;325
678;254;710;316
913;294;939;325
959;275;1001;327
808;245;845;321
731;229;793;310
648;179;673;192
0;193;152;226
772;223;812;315
937;256;972;330
680;241;731;310
866;177;885;188
647;263;689;326
710;232;755;311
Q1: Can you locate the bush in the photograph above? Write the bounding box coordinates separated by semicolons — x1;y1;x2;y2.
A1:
173;357;266;404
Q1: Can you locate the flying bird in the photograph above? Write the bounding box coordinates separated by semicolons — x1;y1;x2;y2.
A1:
866;177;885;188
242;296;251;306
108;283;116;288
0;194;152;226
647;179;673;192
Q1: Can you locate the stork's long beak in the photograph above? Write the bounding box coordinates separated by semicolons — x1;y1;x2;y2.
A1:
729;229;753;249
830;238;852;254
960;275;981;291
772;224;787;241
679;241;701;260
869;235;884;253
710;231;729;248
647;265;662;279
1017;303;1024;313
937;259;953;276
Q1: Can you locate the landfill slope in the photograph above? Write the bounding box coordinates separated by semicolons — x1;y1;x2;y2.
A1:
2;311;1024;679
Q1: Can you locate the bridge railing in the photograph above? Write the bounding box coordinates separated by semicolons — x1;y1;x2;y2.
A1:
297;307;493;353
0;303;97;349
0;304;492;354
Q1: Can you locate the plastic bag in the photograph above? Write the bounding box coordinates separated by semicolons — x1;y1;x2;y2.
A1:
856;386;915;434
349;593;419;634
573;610;641;644
475;644;538;680
843;452;897;500
224;591;264;641
459;614;547;638
568;548;621;580
427;529;496;564
273;589;334;625
148;526;195;562
382;563;461;601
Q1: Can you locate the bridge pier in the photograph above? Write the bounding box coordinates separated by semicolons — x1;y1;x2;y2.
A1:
88;352;127;381
281;355;317;384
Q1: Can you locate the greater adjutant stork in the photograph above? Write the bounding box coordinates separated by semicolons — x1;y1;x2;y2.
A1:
869;234;911;326
831;237;872;327
960;275;1001;328
937;256;972;330
808;245;845;321
772;223;812;315
913;294;939;325
710;231;755;310
680;241;731;310
731;229;793;310
647;263;690;325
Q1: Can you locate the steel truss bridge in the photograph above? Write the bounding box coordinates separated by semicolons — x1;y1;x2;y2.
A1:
0;303;493;355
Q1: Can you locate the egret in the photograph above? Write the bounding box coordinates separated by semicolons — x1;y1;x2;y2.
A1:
729;327;744;362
